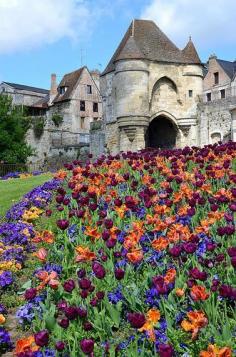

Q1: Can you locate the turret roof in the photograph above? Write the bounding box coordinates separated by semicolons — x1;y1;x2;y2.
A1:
102;19;202;76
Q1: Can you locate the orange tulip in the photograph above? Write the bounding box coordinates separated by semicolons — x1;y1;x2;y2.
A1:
200;344;232;357
127;248;143;264
15;336;39;354
164;268;176;284
181;310;208;340
152;237;169;251
33;248;47;262
175;288;185;297
75;246;96;262
190;285;209;301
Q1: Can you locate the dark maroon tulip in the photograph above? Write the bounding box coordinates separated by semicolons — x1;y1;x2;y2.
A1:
24;288;37;300
228;247;236;257
45;209;52;216
104;219;113;229
80;338;94;354
102;230;110;241
63;279;75;292
90;297;98;307
115;268;125;280
159;343;174;357
106;239;116;249
114;198;122;207
219;284;232;298
96;291;105;300
57;300;68;311
80;290;89;299
169;245;182;257
101;254;108;262
127;312;145;328
57;206;64;212
55;341;65;351
183;242;196;254
83;321;93;331
65;306;78;320
215;254;225;263
88;284;95;293
58;318;70;329
189;267;207;281
34;330;49;347
231;256;236;268
57;219;69;230
77;307;87;318
77;209;85;218
92;262;106;279
77;268;86;278
79;278;91;290
56;195;64;204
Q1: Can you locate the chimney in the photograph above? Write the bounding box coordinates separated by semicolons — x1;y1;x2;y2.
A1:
50;73;57;95
49;73;57;105
90;70;100;90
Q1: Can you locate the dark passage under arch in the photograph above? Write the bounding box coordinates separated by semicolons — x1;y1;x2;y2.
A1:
146;116;177;149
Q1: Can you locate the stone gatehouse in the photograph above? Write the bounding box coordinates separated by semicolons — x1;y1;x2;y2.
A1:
100;19;204;155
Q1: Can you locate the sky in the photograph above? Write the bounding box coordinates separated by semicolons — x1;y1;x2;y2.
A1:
0;0;236;89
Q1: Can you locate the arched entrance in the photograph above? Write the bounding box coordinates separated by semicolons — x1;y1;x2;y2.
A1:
146;116;177;149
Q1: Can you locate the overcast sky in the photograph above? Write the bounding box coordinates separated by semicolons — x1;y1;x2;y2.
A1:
0;0;235;88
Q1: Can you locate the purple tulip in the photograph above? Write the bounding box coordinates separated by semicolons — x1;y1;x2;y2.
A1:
92;262;106;279
57;219;69;230
159;343;174;357
58;318;70;329
127;312;145;328
24;288;37;301
65;306;78;320
55;341;65;351
79;278;91;290
80;338;94;354
34;330;49;347
63;279;75;292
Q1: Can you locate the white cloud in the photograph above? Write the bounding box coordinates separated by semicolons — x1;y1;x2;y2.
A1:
0;0;100;54
141;0;236;51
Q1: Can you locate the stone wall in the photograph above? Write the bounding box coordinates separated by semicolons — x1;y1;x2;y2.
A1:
198;97;236;146
90;121;105;158
101;59;203;154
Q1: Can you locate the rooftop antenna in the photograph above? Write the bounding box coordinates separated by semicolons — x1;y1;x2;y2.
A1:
80;48;86;67
131;19;135;37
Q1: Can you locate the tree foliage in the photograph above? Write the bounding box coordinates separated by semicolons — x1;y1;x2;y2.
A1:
0;94;33;163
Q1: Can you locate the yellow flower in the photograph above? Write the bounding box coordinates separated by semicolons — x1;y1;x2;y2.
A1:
0;314;6;324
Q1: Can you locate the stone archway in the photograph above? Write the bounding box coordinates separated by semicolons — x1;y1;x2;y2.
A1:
146;116;177;149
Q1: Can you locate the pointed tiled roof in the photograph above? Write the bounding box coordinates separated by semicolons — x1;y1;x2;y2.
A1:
217;59;236;80
182;38;201;64
53;67;85;103
102;19;202;76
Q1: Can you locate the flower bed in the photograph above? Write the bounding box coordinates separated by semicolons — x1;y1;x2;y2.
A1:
1;143;236;356
0;171;43;180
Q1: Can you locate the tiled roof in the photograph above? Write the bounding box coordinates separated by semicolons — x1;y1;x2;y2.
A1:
53;67;85;103
102;19;202;76
3;82;49;94
217;59;236;80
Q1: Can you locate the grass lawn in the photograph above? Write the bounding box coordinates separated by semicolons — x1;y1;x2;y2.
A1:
0;173;52;218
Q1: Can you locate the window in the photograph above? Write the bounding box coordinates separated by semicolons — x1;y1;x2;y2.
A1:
189;90;193;98
214;72;219;85
59;86;66;95
93;102;98;112
220;89;226;99
81;117;85;129
87;85;92;94
207;93;212;102
94;117;98;121
80;100;85;111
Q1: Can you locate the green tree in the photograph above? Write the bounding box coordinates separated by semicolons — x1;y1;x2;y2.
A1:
0;94;33;163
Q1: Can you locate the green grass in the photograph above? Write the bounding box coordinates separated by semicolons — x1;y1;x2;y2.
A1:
0;173;52;218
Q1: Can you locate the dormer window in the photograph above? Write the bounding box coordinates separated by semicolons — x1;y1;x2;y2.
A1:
214;72;219;85
59;86;67;95
87;85;92;94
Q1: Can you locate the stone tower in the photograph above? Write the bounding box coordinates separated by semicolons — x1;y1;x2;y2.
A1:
100;19;203;154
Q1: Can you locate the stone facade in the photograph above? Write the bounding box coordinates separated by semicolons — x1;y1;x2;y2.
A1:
199;55;236;145
99;20;203;155
28;67;102;164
